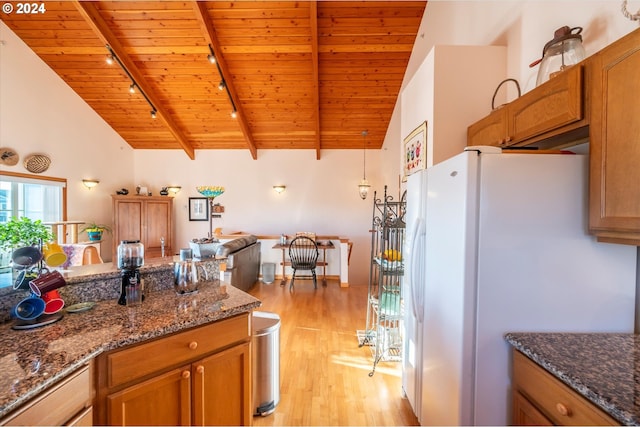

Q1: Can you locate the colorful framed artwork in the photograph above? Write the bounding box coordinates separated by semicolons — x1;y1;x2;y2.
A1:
404;121;427;177
189;197;209;221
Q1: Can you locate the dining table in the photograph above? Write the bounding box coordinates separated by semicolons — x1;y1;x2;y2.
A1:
272;240;335;287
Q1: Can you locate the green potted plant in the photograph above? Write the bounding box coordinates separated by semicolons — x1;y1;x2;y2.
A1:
0;217;54;252
81;222;112;242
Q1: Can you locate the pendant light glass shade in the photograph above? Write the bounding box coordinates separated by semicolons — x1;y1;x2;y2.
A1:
358;179;370;200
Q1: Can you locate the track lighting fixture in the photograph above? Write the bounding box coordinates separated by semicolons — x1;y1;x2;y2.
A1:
207;44;238;120
105;45;158;121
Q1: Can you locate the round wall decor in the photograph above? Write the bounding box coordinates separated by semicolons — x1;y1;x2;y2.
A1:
0;147;19;166
23;154;51;174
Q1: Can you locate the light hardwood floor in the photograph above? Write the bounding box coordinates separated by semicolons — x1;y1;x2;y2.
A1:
248;279;419;426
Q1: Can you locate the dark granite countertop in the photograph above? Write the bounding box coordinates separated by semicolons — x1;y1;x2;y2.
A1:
505;332;640;426
0;280;261;419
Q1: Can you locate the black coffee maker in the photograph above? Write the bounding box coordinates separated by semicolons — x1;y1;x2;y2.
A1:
117;240;144;305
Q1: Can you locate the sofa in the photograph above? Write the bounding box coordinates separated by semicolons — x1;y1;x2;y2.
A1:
215;235;261;292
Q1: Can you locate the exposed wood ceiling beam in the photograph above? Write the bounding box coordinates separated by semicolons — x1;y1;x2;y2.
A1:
310;1;321;160
192;1;258;160
72;1;196;160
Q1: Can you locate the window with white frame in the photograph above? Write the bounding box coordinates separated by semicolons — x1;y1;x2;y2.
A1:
0;173;65;224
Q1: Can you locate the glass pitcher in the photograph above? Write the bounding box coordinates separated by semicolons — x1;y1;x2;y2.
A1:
174;260;208;294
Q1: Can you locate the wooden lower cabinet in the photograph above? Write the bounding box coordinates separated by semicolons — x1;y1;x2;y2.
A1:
95;314;252;426
512;390;553;426
511;349;617;426
192;343;251;426
0;364;93;426
107;366;192;426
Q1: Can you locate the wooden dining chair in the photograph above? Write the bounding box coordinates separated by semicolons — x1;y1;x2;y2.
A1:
288;236;319;290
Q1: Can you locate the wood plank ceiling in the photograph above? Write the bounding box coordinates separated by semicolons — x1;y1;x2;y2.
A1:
1;1;427;159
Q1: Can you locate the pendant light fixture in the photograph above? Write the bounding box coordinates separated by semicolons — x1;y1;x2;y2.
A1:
358;130;371;200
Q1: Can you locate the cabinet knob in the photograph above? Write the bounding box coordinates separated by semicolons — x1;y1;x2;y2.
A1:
196;365;205;375
556;402;572;417
189;341;198;350
182;370;191;379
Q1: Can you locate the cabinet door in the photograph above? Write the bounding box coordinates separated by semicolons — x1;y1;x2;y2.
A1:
107;366;191;426
467;107;508;147
114;200;144;242
192;342;251;426
112;199;143;261
589;28;640;244
509;64;583;143
144;200;172;258
513;391;553;426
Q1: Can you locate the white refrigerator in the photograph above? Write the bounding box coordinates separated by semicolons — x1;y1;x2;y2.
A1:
402;147;637;426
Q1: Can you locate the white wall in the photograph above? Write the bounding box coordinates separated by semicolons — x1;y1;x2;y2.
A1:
133;148;380;285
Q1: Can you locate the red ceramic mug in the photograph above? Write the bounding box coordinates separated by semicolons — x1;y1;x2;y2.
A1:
42;289;65;314
29;270;66;297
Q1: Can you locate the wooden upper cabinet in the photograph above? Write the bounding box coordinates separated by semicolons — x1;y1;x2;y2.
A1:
589;27;640;244
112;195;173;260
468;64;587;148
467;107;509;148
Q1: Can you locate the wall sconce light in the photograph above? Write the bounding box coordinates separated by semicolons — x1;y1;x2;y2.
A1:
167;186;182;194
358;130;371;200
82;179;100;190
273;185;286;194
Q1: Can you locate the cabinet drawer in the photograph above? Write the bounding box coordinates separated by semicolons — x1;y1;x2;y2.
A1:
1;364;92;426
106;313;250;388
513;350;618;425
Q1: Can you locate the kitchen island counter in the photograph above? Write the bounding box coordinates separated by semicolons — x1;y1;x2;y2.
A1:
506;332;640;425
0;282;260;420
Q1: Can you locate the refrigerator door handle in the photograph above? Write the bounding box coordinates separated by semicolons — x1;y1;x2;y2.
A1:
409;217;426;322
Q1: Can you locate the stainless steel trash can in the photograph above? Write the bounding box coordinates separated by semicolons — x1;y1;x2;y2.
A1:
262;262;276;284
252;311;281;416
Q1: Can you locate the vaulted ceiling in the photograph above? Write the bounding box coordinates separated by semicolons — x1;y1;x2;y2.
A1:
1;1;427;159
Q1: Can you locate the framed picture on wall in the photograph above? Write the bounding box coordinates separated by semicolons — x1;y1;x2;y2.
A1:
404;121;427;177
189;197;208;221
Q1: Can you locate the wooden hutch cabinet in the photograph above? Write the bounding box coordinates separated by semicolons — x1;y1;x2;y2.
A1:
112;195;173;260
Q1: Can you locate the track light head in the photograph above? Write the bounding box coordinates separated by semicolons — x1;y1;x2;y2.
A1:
230;109;238;119
106;54;114;65
151;110;157;119
218;81;226;91
207;54;216;64
129;83;136;94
